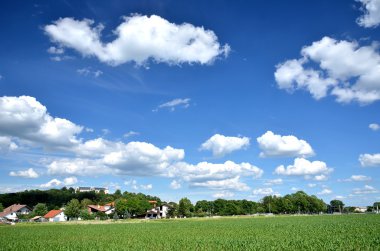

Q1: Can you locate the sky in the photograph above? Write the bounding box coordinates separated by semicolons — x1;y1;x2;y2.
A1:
0;0;380;206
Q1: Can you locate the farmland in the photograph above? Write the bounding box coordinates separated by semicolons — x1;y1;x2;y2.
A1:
1;214;379;250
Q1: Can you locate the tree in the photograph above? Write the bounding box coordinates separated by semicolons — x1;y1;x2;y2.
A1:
33;203;48;216
114;189;122;198
0;203;3;212
115;199;128;217
178;197;193;217
80;198;93;209
330;200;344;213
167;202;178;218
65;199;81;219
79;209;94;220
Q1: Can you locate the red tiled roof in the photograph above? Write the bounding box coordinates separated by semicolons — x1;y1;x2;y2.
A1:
44;210;62;218
3;204;30;213
88;205;108;212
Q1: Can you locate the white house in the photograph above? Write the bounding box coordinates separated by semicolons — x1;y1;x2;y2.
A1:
145;201;170;219
44;210;67;222
76;186;109;194
87;202;115;215
0;204;31;221
354;207;367;213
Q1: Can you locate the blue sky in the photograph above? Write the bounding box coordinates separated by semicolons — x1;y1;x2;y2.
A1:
1;0;380;206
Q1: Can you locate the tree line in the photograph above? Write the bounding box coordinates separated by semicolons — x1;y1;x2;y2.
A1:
1;188;378;220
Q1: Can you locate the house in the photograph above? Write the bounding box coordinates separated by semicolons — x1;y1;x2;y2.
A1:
145;201;170;219
87;202;115;215
75;186;109;194
30;216;44;222
0;204;31;221
354;207;367;213
44;210;67;222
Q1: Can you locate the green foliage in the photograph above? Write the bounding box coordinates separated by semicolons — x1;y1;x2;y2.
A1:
0;215;379;250
33;203;48;217
330;200;345;212
0;202;3;212
79;210;95;220
115;199;128;217
178;197;193;217
65;199;81;219
167;202;178;218
80;199;93;209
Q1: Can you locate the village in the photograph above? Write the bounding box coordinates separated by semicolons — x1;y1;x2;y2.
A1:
0;187;171;224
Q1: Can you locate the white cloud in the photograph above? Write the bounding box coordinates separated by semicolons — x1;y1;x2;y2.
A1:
200;134;250;157
264;178;283;186
40;178;62;188
0;136;18;152
123;131;139;138
353;185;379;194
252;187;276;196
47;158;109;176
257;131;314;158
274;158;332;180
359;153;380;167
191;176;250;191
357;0;380;28
44;15;230;66
274;36;380;104
314;174;328;181
63;176;78;186
124;179;152;190
170;180;181;190
334;195;345;200
340;175;372;182
173;160;263;182
0;96;83;150
154;98;191;112
47;46;64;54
318;188;332;195
77;67;103;78
9;168;39;178
308;183;317;188
213;191;234;198
290;187;299;191
369;123;380;131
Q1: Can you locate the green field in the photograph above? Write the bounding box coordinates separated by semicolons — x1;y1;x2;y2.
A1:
1;214;379;250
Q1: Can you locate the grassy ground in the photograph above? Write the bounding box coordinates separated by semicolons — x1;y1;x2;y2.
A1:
0;214;379;250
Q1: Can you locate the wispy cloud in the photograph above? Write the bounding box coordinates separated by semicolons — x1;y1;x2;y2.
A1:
153;98;191;112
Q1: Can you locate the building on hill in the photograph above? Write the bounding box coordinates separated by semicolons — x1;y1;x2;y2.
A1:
0;204;31;221
145;201;170;219
354;207;367;213
75;186;109;194
44;210;67;222
87;202;115;215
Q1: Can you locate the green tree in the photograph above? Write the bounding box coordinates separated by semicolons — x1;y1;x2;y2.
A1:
80;198;93;209
115;199;128;217
65;199;81;219
79;209;94;220
33;203;48;216
330;200;344;213
114;189;122;198
178;197;193;217
0;203;3;212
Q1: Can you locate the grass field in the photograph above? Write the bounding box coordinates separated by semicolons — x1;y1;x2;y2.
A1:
1;214;379;250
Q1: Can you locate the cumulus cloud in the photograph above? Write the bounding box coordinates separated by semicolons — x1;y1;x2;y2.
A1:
47;46;64;54
170;180;181;190
200;134;250;157
357;0;380;28
0;136;18;152
44;15;230;66
63;176;78;186
213;191;234;198
274;158;332;180
154;98;191;112
352;185;379;194
77;67;103;78
123;131;139;138
359;153;380;167
340;175;372;182
9;168;39;178
40;178;62;188
369;123;380;131
257;131;314;158
274;36;380;104
317;188;332;195
0;96;83;150
264;178;283;186
252;187;277;196
191;176;250;191
308;183;317;188
124;179;152;190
